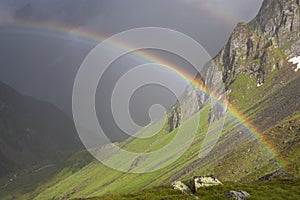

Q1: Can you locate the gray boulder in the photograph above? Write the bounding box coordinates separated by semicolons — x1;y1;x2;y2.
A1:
258;170;286;181
171;181;190;194
225;190;250;200
193;176;223;191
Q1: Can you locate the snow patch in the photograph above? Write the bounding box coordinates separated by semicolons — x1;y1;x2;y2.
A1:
288;56;300;72
257;82;263;87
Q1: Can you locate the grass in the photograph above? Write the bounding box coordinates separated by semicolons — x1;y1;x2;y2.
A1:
25;106;216;199
20;76;300;199
84;179;300;200
0;164;61;200
28;104;286;199
17;150;94;200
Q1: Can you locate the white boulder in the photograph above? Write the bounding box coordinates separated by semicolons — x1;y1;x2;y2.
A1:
194;176;223;190
171;181;190;194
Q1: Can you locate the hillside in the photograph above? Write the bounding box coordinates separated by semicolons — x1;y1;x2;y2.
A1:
0;81;84;198
22;0;300;199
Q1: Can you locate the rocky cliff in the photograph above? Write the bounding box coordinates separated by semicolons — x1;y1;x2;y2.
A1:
168;0;300;131
250;0;300;55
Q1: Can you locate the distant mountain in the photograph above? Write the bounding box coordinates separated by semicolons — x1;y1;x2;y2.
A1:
0;81;82;176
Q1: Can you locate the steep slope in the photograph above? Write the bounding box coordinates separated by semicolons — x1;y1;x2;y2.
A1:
25;0;300;199
0;81;83;175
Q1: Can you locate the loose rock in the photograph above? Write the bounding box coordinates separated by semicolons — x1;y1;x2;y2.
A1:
225;190;250;200
193;176;223;191
171;181;190;194
258;170;286;181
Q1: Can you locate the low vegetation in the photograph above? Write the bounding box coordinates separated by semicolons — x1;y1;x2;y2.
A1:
85;179;300;200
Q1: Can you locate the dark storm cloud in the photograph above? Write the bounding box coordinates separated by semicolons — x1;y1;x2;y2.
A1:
1;0;263;53
76;0;264;55
0;0;110;25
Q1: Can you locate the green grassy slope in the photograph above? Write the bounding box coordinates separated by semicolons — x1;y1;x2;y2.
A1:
25;70;300;199
24;66;300;199
0;150;93;200
86;179;300;200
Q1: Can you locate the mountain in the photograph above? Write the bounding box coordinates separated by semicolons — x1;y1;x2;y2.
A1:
0;81;83;176
169;0;300;126
14;0;300;199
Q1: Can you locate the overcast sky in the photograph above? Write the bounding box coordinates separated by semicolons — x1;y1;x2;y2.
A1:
0;0;264;142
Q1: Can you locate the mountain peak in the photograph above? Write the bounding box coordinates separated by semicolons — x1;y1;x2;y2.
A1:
250;0;300;53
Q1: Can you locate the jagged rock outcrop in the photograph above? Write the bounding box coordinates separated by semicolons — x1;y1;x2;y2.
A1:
250;0;300;55
168;73;210;132
217;23;272;88
168;0;300;131
218;0;300;88
168;105;181;132
168;62;226;132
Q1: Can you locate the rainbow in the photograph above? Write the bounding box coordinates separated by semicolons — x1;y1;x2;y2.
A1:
0;19;102;46
0;19;286;167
